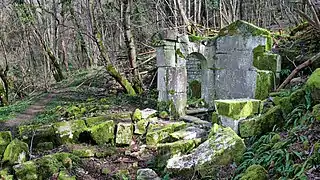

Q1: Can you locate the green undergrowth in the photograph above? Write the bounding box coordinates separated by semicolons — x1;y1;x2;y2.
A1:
234;103;319;179
0;93;46;121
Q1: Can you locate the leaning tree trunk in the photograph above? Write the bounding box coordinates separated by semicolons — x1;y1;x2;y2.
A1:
88;0;136;96
123;0;143;94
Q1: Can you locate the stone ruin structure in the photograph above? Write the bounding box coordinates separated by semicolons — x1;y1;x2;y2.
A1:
156;20;281;134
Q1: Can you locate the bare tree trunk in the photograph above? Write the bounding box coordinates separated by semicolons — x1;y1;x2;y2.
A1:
123;0;144;94
88;0;136;96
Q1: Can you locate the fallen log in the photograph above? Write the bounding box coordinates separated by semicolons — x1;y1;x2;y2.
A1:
276;52;320;91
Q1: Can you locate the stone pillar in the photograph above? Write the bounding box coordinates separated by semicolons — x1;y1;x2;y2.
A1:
156;30;187;118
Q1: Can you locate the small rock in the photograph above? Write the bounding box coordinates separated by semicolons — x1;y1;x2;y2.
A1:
2;139;29;165
140;108;157;119
137;168;161;180
159;111;169;119
116;123;133;146
90;120;114;145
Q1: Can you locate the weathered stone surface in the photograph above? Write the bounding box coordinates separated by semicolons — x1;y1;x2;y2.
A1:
157;139;202;156
54;120;87;144
132;108;142;122
146;121;186;145
13;161;38;180
116;123;133;146
90;120;114;145
137;168;161;180
180;115;211;130
240;164;268;180
306;68;320;103
0;131;12;159
85;116;109;127
2;139;29;165
19;124;56;145
255;70;274;100
166;124;246;178
215;99;261;119
215;70;258;99
170;127;207;140
134;119;149;135
140;108;157;120
239;106;283;137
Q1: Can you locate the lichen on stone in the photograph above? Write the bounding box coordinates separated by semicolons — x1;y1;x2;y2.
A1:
54;120;87;144
115;123;133;146
306;68;320;103
157;139;202;156
255;70;274;100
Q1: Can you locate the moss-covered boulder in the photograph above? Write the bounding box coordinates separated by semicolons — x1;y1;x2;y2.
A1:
86;116;109;127
90;120;114;145
0;131;12;159
0;168;13;180
215;99;261;120
239;106;283;137
35;152;79;180
146;121;186;145
136;168;161;180
19;124;56;146
13;161;38;180
134;119;149;135
157;139;202;156
2;139;29;165
54;120;87;144
166;124;246;178
116;123;133;146
306;68;320;103
132;109;142;122
279;96;293;114
312;104;320;121
240;164;268;180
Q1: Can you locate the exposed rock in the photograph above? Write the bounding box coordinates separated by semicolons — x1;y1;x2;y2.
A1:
54;120;87;144
2;139;29;165
13;161;38;180
19;124;56;146
90;120;114;145
166;124;246;178
146;121;186;145
306;68;320;103
240;164;268;180
159;111;169;119
136;168;161;180
239;106;283;137
134;119;149;135
140;108;157;119
180;115;211;130
0;131;12;159
132;109;142;122
157;139;202;156
170;127;207;140
116;123;133;146
215;99;261;119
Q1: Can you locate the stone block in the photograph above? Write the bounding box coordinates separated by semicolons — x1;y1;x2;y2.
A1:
216;36;267;52
115;123;133;146
215;70;258;99
53;120;87;144
2;139;29;165
215;51;254;70
90;120;114;145
220;115;241;134
255;70;274;100
239;106;283;137
215;99;261;120
156;41;176;67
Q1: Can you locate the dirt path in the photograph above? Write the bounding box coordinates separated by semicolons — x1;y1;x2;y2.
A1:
0;92;57;132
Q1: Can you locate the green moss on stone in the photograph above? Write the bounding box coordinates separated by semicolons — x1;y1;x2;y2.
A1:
189;80;201;99
0;168;13;180
253;45;279;75
290;89;306;105
115;123;133;146
19;124;56;145
312;104;320;121
36;142;54;151
86;116;108;127
90;120;114;145
240;164;268;180
2;139;29;165
0;131;12;159
54;120;87;144
279;97;293;114
134;119;149;135
306;68;320;103
157;139;202;156
215;99;261;120
72;148;95;158
255;70;274;100
13;161;38;180
239;106;283;137
132;109;142;122
212;112;220;124
146;121;186;145
58;171;76;180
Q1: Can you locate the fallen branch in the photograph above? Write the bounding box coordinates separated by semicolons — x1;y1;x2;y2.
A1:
276;52;320;91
